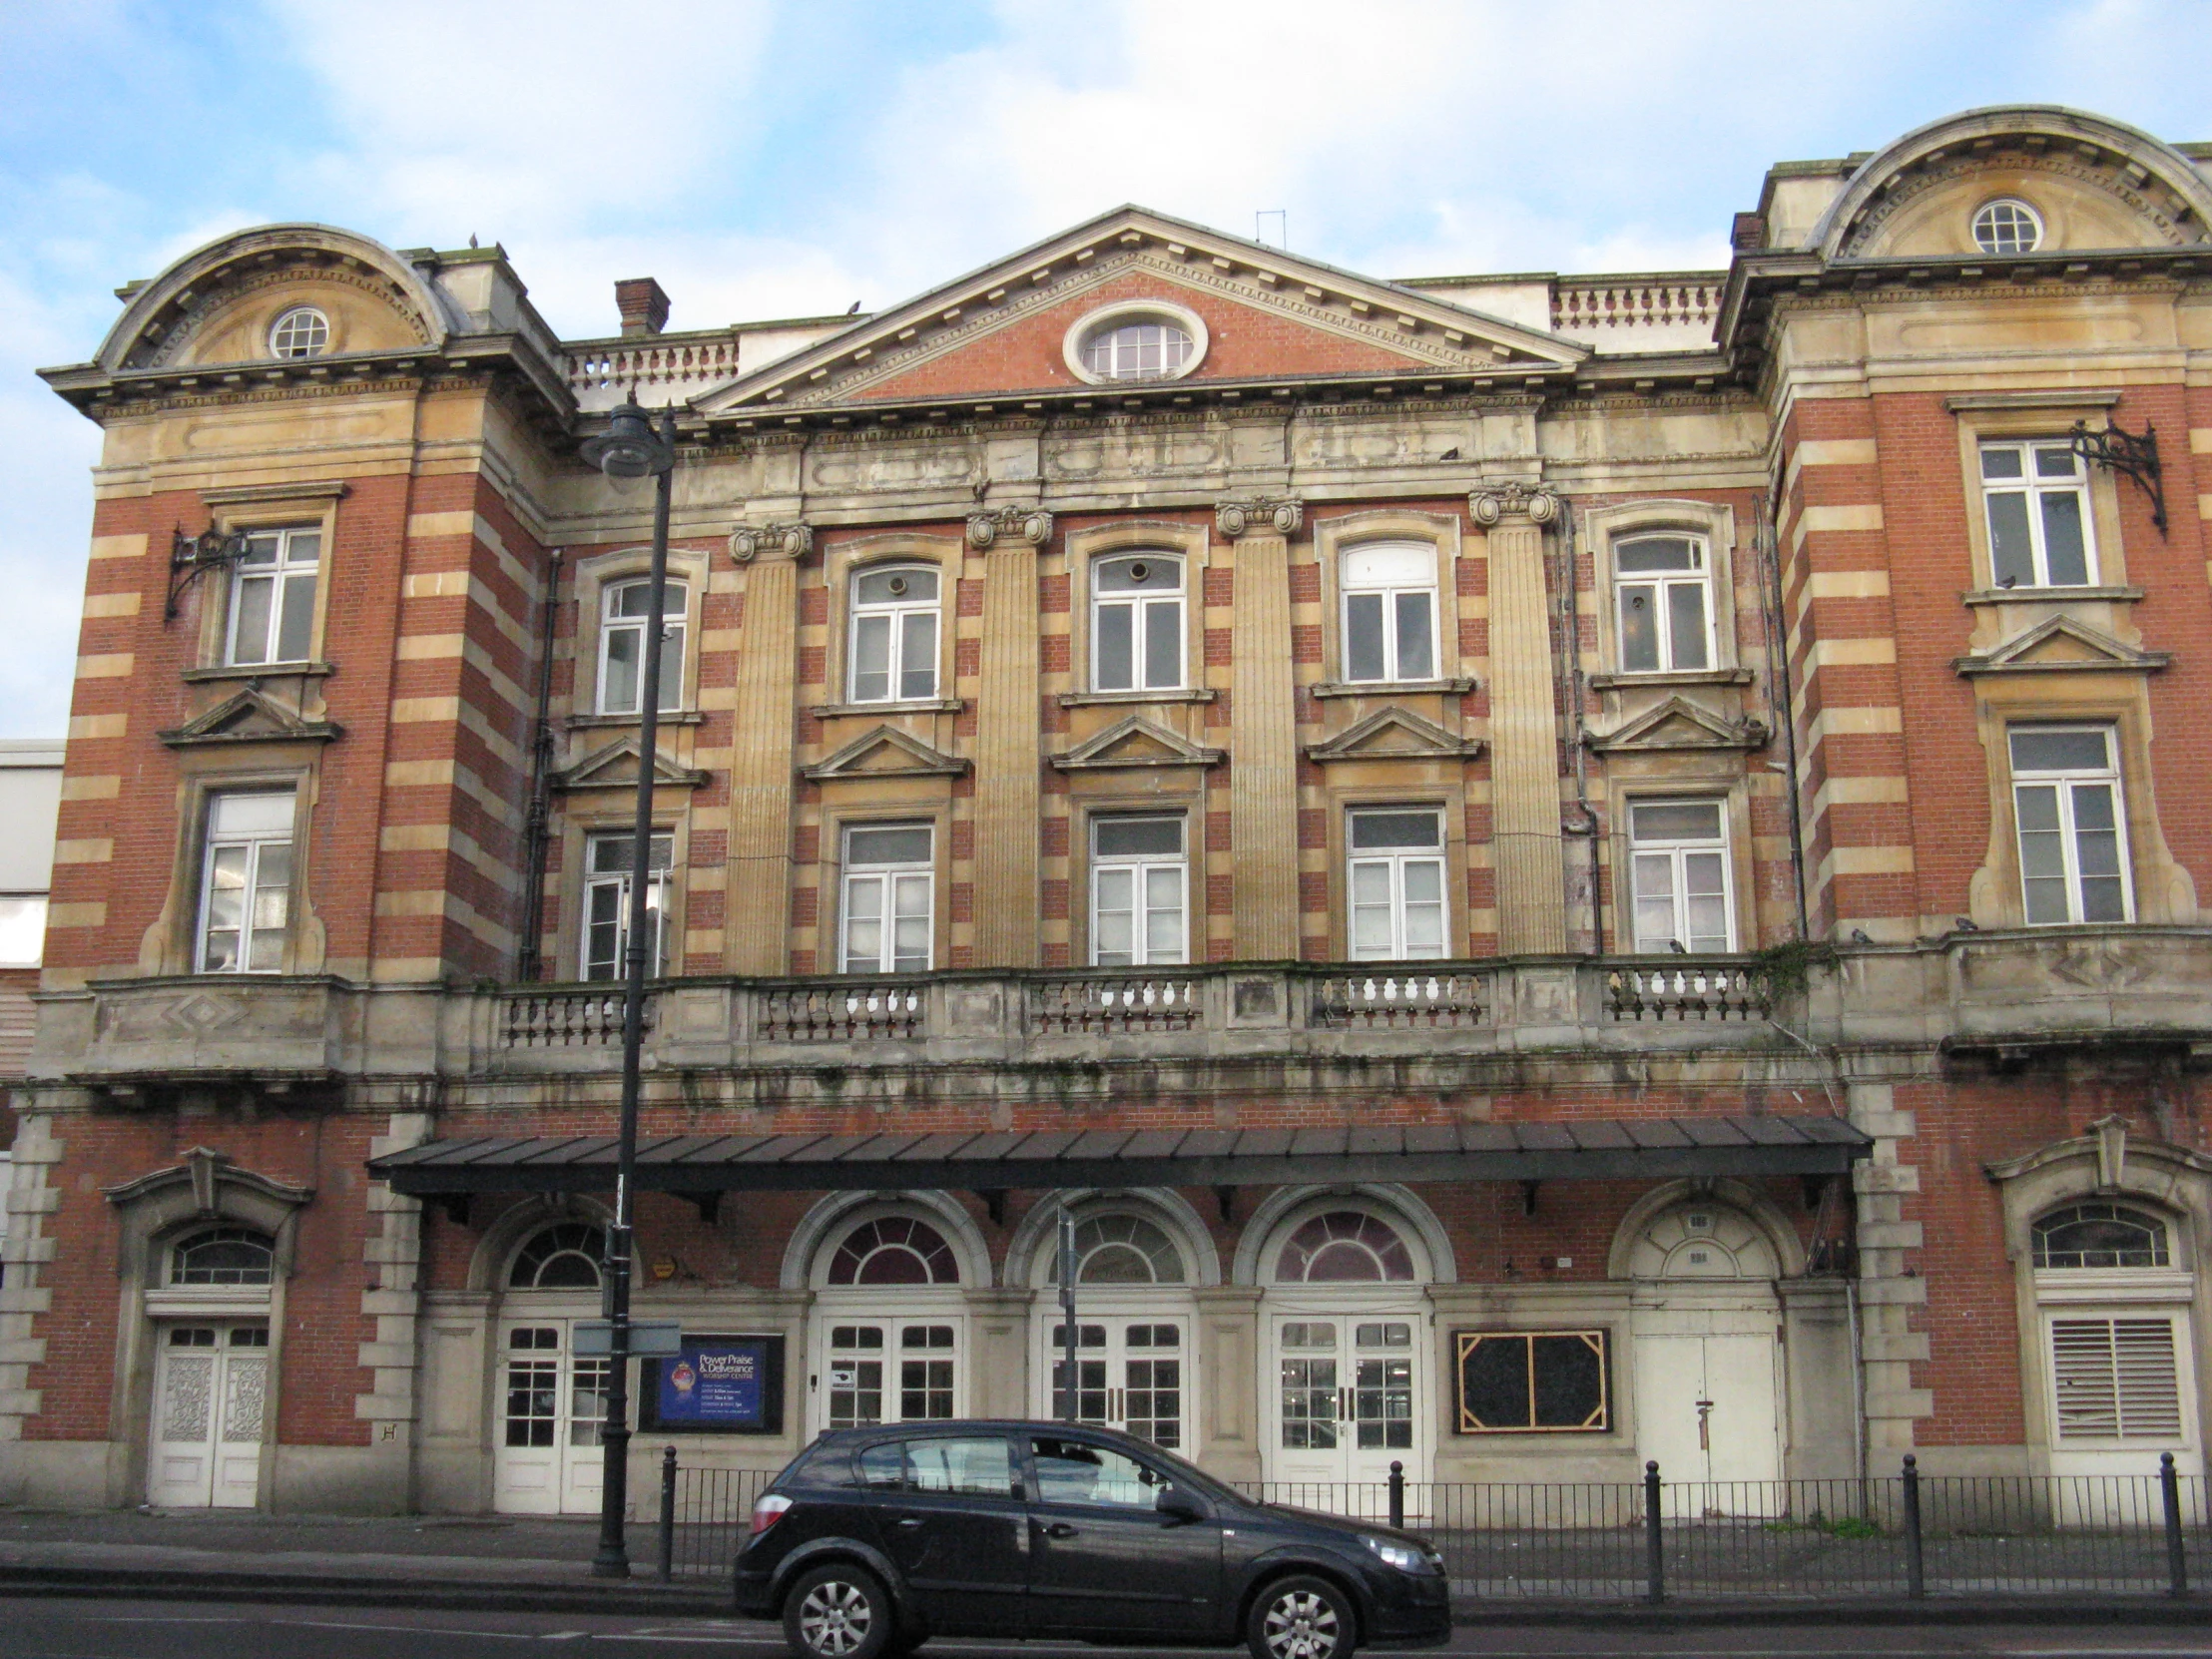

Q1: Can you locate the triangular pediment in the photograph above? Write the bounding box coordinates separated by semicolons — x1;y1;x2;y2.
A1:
1585;697;1769;754
1305;706;1482;764
1954;614;2170;678
695;207;1586;417
802;725;969;782
553;735;709;792
1050;714;1223;773
158;686;341;750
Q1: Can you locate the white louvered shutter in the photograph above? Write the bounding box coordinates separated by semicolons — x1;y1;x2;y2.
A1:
2051;1318;2183;1440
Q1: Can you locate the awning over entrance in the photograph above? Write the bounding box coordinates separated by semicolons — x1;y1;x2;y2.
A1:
369;1115;1870;1197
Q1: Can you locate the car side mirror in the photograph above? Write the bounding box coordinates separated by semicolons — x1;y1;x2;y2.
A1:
1156;1484;1206;1524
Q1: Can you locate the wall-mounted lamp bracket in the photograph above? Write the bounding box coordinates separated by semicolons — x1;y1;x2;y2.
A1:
167;523;254;622
2069;418;2166;536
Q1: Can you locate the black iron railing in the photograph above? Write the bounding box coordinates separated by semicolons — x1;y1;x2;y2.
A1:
655;1449;2207;1600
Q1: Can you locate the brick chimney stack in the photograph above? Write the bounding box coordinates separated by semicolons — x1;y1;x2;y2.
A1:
614;276;671;338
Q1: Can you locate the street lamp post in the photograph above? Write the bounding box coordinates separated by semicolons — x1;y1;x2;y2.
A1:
578;399;679;1578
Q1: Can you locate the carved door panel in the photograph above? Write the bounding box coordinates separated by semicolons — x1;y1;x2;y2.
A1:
149;1323;268;1508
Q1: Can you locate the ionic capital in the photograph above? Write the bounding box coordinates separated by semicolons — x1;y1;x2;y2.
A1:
1215;496;1304;539
728;522;813;563
1469;481;1561;527
967;507;1054;550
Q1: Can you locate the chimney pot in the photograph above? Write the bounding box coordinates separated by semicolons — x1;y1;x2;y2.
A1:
615;276;672;338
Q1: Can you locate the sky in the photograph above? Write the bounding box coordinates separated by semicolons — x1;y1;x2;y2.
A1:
1;0;2207;738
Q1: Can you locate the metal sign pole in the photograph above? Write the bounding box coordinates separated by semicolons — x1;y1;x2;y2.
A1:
1057;1210;1078;1422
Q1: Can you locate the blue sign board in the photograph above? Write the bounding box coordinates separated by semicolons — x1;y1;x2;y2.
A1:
644;1334;785;1434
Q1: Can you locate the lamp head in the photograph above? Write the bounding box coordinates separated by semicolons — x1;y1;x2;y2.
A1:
581;399;675;480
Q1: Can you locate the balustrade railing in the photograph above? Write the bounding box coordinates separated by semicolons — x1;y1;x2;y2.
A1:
1606;963;1771;1022
758;982;926;1042
498;989;647;1047
1310;971;1486;1029
1031;975;1202;1034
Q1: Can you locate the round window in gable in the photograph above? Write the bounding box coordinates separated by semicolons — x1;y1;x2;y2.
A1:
1063;300;1209;386
269;305;331;359
1971;199;2043;257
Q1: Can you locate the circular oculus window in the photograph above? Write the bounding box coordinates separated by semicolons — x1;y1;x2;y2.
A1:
1063;299;1208;385
1971;199;2043;257
269;305;331;359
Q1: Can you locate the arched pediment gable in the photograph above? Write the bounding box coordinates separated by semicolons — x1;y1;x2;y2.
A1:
1810;106;2212;262
99;224;459;372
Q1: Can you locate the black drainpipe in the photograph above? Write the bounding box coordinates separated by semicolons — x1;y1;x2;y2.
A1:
1756;499;1812;941
1558;502;1603;953
515;548;563;981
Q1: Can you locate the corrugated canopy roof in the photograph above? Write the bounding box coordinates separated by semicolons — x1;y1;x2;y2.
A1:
368;1115;1869;1196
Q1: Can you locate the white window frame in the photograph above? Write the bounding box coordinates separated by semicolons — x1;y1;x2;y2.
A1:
1612;534;1714;675
1340;542;1438;685
225;526;321;667
2010;725;2133;926
1089;816;1189;967
196;791;295;974
1979;439;2097;589
268;306;330;358
1626;799;1737;954
1346;809;1447;962
1972;199;2043;256
846;565;940;704
840;824;934;975
580;830;673;981
596;577;688;717
1090;555;1186;694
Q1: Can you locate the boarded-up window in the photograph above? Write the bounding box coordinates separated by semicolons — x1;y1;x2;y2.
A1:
2050;1318;2183;1440
1456;1330;1608;1433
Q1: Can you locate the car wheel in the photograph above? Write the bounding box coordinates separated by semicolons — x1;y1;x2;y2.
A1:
784;1562;895;1659
1247;1574;1357;1659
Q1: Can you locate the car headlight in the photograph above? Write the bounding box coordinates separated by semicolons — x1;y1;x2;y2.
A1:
1360;1533;1431;1574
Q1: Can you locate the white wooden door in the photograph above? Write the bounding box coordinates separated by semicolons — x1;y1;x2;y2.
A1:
2044;1310;2204;1500
811;1312;963;1435
493;1320;610;1515
1034;1314;1192;1452
149;1323;268;1508
1634;1333;1780;1513
1267;1313;1423;1502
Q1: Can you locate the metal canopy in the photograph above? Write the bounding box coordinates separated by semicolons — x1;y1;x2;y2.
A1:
369;1115;1869;1197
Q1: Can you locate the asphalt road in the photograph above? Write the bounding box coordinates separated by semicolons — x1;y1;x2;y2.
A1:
4;1602;2212;1659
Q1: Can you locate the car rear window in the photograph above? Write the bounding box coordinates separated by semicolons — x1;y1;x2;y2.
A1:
854;1435;1018;1498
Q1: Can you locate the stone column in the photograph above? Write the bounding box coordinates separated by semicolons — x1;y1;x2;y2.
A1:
968;509;1052;968
964;1288;1036;1420
1221;499;1303;961
1472;485;1568;956
1194;1285;1265;1484
724;525;811;974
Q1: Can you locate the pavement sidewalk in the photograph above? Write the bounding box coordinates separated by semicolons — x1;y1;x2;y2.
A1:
1;1506;2207;1626
0;1507;730;1614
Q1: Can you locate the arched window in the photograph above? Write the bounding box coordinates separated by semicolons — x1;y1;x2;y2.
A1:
1276;1211;1415;1283
169;1227;276;1287
1083;320;1193;381
508;1223;606;1290
848;565;940;703
1047;1214;1187;1285
2033;1203;2171;1270
1091;555;1184;692
598;577;688;715
828;1216;960;1286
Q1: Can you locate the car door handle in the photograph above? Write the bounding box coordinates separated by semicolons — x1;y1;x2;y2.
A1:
1038;1521;1078;1538
894;1517;923;1529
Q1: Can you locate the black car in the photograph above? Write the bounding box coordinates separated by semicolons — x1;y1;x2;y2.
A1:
736;1419;1450;1659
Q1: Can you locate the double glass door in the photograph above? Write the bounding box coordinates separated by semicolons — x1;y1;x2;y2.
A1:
815;1313;962;1433
493;1318;610;1514
148;1321;269;1507
1269;1313;1421;1488
1039;1317;1189;1450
